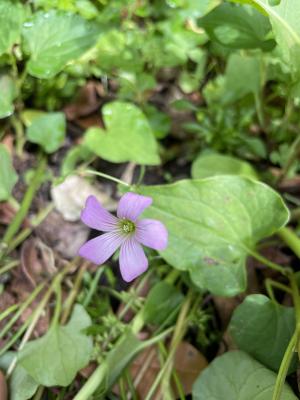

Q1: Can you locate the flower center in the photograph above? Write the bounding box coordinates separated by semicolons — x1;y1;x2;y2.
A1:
121;219;135;234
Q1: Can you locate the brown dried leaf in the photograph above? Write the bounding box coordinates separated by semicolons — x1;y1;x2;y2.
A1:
21;238;57;287
129;341;207;399
64;81;103;121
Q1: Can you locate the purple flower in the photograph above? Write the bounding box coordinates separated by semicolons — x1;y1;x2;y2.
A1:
78;193;168;282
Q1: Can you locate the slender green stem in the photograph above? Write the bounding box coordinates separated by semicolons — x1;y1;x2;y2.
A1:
272;331;297;400
278;227;300;259
83;268;104;307
0;260;19;276
248;249;288;275
2;156;46;249
51;284;62;328
0;303;19;322
11;115;26;157
0;283;44;340
276;135;300;185
81;169;130;188
265;279;292;304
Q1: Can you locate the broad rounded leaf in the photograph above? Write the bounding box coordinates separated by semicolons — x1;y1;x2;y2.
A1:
0;75;17;119
0;0;25;56
0;144;18;201
140;176;289;296
84;101;160;165
18;305;93;387
229;294;296;372
192;351;297;400
22;10;99;79
26;112;66;153
192;153;258;179
199;3;275;50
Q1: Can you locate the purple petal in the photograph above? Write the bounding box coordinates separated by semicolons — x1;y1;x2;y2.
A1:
78;231;125;265
135;219;168;251
117;192;152;222
81;195;118;232
119;237;148;282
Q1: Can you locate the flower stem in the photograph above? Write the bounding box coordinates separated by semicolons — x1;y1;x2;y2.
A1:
81;169;131;188
1;155;46;253
247;249;288;275
278;227;300;259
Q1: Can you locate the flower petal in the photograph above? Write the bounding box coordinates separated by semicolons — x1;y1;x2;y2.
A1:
117;192;152;221
135;219;168;251
119;237;148;282
78;231;125;265
81;195;118;232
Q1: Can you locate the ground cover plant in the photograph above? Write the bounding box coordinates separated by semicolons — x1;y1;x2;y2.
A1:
1;0;300;399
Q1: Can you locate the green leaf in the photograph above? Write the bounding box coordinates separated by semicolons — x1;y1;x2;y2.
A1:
84;101;160;165
192;351;297;400
139;176;289;296
18;305;93;387
0;144;18;201
199;3;275;50
26;112;66;153
223;53;264;103
192;153;258;179
0;352;38;400
22;10;99;78
143;282;184;325
0;75;17;118
0;0;25;56
236;0;300;78
229;294;296;372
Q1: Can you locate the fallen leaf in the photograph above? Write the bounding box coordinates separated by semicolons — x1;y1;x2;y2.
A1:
21;238;57;287
51;175;116;222
37;210;90;259
127;341;207;399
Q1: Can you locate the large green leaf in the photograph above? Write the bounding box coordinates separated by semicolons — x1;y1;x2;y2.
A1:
191;153;258;179
0;144;18;201
26;112;66;153
0;75;17;119
192;351;297;400
235;0;300;77
0;352;38;400
199;3;274;50
22;10;98;78
139;176;289;296
18;305;93;387
229;294;296;372
223;53;265;103
84;101;160;165
0;0;25;56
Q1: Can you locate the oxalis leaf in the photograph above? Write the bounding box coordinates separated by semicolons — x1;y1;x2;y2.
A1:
22;10;99;79
229;294;297;372
235;0;300;78
0;144;18;201
26;112;66;153
191;153;258;180
0;0;25;56
84;101;160;165
192;351;297;400
0;75;18;119
139;176;289;296
18;305;93;387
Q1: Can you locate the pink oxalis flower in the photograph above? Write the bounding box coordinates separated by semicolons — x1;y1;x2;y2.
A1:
78;193;168;282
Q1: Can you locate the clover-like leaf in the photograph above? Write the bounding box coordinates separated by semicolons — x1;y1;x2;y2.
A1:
192;153;258;179
229;294;296;372
18;305;93;387
0;0;25;56
84;101;160;165
192;351;297;400
0;144;18;201
0;75;17;119
140;176;289;296
22;10;99;79
26;112;66;153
